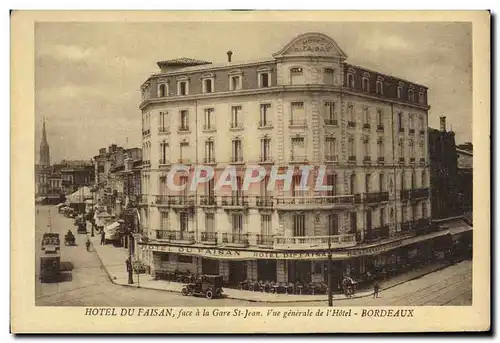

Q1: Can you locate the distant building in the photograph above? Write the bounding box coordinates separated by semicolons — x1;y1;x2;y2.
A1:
39;118;51;167
456;146;473;212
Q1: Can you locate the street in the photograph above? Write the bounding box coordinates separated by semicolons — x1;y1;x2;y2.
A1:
35;205;472;307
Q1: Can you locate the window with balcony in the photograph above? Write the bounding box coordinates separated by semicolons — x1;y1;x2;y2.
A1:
260;104;272;127
261;136;271;162
363;137;370;161
158;83;167;97
350;212;357;234
377;139;384;162
158;111;169;133
328;214;339;235
365;174;371;193
293;214;306;236
422;202;428;218
363;107;370;129
401;172;405;191
178;81;189;96
291;136;305;162
179;175;189;196
347;73;355;88
259;72;270;88
348;137;355;160
362;77;369;92
206;213;215;232
377;109;384;130
231;138;243;163
159;140;169;164
204;108;215;131
398;139;404;161
379;173;385;192
398;112;404;132
324;68;335;85
232;213;243;234
290;67;304;85
376;79;383;95
324;101;337;125
326;174;337;196
205;139;215;163
325;136;337;162
411;172;416;190
158;176;167;196
231;106;243;129
180;110;189;131
261;214;272;235
160;211;169;230
409;140;415;162
380;207;385;227
348;104;355;127
397;85;403;99
421;170;427;187
408;89;415;102
350;174;356;194
180;212;189;233
292;174;305;197
230;75;242;91
290;102;305;126
419;116;425;134
179;141;189;163
409;114;415;134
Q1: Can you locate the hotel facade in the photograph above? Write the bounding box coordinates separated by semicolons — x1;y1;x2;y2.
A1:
136;32;433;288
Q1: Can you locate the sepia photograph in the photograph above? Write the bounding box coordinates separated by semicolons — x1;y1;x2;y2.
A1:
11;10;490;333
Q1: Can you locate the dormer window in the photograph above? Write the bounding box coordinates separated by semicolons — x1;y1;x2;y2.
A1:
347;73;355;88
229;70;243;91
290;67;304;85
419;88;426;104
177;77;190;96
397;85;403;99
408;89;415;102
201;73;215;94
324;68;335;85
158;83;168;97
376;77;384;95
362;73;370;92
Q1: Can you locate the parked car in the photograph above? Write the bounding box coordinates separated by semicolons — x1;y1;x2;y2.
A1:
181;274;224;299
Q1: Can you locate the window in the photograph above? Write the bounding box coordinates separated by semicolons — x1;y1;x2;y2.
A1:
362;77;369;92
326;174;336;196
380;207;385;227
398;139;404;160
261;214;272;235
290;67;304;85
348;137;355;158
232;138;243;162
180;110;189;131
409;140;415;161
204;108;214;130
401;172;405;190
158;84;167;97
203;79;213;93
180;175;189;196
348;104;355;125
261;136;271;162
206;213;215;233
365;174;371;193
292;174;305;197
324;102;336;125
377;109;383;128
259;73;270;88
376;79;383;95
347;73;355;88
379;173;385;192
411;172;416;189
363;107;370;127
180;141;189;163
419;116;425;132
293;214;306;236
324;68;335;85
397;85;403;99
290;102;305;125
232;213;243;234
158;111;168;132
409;114;414;131
350;212;357;233
377;139;384;160
230;75;241;91
291;136;305;161
419;89;426;104
180;212;189;232
408;89;415;102
178;81;188;95
160;211;169;230
231;106;242;129
421;170;427;187
398;112;404;131
260;104;271;127
328;214;339;235
205;140;215;163
350;174;356;194
363;137;370;158
159;140;169;164
422;202;428;218
325;136;337;161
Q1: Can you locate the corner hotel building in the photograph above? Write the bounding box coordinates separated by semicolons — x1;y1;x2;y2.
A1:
137;32;432;287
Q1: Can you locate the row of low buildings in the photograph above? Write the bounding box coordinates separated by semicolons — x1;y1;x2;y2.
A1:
61;32;472;289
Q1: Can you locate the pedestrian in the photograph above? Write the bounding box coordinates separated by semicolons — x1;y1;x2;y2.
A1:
373;280;380;298
100;230;105;245
85;238;91;252
126;257;132;273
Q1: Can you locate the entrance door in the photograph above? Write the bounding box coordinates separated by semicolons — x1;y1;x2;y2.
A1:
202;258;219;275
257;260;277;282
288;261;311;284
229;261;247;285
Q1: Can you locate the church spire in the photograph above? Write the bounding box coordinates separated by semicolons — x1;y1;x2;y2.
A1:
39;117;50;167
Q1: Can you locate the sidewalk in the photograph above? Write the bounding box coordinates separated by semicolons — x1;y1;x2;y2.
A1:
89;233;451;303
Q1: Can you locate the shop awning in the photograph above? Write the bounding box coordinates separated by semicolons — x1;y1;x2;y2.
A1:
56;203;65;208
35;197;46;203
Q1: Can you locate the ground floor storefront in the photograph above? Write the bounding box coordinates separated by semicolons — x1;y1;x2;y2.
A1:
139;220;472;295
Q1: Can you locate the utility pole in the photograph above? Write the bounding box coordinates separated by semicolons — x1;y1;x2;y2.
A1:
327;222;333;307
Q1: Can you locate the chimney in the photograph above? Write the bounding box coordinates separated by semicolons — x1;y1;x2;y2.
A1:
439;116;446;132
227;51;233;63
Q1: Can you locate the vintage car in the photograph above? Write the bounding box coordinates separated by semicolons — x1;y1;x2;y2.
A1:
40;233;61;283
181;274;224;299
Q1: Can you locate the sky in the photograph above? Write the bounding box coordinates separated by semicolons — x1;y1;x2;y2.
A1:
35;21;472;163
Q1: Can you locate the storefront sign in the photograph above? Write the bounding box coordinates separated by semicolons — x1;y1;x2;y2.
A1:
143;244;348;260
346;240;403;257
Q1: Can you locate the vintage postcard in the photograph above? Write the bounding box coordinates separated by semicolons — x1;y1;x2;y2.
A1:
11;10;490;333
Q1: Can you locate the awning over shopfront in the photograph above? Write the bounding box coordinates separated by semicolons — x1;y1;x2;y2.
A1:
65;186;93;204
56;203;65;208
35;197;47;203
104;222;121;240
